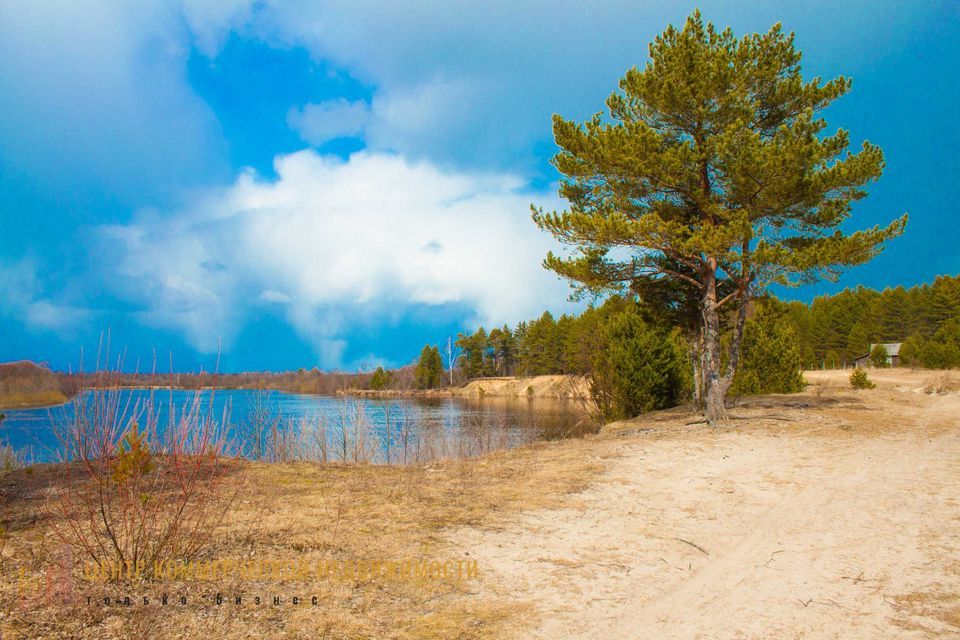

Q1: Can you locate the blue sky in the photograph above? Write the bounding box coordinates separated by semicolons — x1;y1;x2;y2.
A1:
1;1;958;373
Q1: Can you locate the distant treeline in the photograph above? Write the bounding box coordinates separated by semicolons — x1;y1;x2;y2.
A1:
780;274;960;369
439;294;803;420
447;275;960;379
61;368;396;395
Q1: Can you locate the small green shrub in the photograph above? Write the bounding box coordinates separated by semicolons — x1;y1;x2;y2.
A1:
730;305;805;396
849;368;876;389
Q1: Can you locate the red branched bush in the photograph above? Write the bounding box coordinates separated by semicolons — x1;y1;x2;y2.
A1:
45;367;238;580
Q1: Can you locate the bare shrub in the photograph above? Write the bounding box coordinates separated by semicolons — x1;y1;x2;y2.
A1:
235;389;281;461
45;370;237;580
922;373;957;395
1;442;29;471
811;378;831;397
569;378;606;430
326;399;378;463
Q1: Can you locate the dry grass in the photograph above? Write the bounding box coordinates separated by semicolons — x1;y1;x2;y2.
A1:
0;390;68;410
921;372;958;394
5;368;957;638
0;433;608;639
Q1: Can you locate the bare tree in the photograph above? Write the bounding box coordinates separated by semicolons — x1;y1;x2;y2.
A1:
444;336;462;387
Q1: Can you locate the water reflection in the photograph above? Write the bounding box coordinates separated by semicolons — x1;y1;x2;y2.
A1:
0;389;594;465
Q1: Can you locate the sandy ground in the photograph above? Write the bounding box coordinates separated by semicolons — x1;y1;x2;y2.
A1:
345;374;590;399
450;369;960;639
455;375;589;399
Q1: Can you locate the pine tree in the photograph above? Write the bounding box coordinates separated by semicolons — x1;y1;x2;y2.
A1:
111;422;153;485
597;312;691;419
488;326;516;375
870;344;889;368
520;312;561;375
414;345;444;389
922;317;960;368
370;366;391;390
456;329;489;380
429;346;444;385
846;321;871;363
930;276;960;325
532;11;905;422
899;334;925;368
877;287;911;341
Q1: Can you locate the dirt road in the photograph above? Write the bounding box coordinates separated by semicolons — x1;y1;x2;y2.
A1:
451;370;960;638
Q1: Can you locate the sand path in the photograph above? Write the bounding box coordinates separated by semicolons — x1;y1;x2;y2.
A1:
452;373;960;638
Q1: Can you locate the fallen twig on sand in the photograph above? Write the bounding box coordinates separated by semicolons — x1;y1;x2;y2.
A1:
756;549;784;568
797;598;858;611
674;537;709;555
659;557;690;571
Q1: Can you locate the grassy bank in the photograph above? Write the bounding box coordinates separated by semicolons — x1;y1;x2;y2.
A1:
0;361;71;410
0;389;69;410
0;434;609;639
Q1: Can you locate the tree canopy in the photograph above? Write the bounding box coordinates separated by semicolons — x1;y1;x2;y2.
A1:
532;11;905;421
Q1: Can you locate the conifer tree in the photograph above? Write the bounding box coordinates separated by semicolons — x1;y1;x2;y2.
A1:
846;321;871;363
922;318;960;368
598;312;691;419
414;345;444;389
370;366;391;390
429;346;443;384
532;11;905;422
870;343;889;368
456;329;490;380
730;304;805;395
931;276;960;325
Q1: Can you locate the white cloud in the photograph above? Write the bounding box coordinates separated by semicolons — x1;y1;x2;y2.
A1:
198;0;928;173
289;79;483;161
0;259;92;335
179;0;255;57
201;1;675;169
259;290;294;303
287;99;371;145
98;150;570;366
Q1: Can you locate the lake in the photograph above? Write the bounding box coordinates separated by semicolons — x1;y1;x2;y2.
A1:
0;389;593;465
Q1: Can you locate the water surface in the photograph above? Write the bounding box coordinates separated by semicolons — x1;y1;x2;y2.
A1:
0;389;591;464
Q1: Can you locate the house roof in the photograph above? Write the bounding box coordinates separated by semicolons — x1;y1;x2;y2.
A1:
855;342;902;360
873;342;901;357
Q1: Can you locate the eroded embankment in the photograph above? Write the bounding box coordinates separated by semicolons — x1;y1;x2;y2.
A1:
344;374;589;400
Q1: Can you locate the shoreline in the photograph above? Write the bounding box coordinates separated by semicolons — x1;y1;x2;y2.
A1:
0;392;70;411
337;374;590;400
341;375;590;400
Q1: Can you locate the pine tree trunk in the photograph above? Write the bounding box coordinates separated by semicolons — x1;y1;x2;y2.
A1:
701;264;729;424
691;348;703;410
